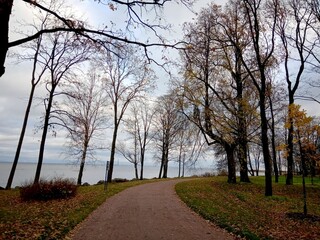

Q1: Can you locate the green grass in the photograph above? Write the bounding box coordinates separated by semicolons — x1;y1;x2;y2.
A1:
176;176;320;240
2;176;319;239
0;179;162;239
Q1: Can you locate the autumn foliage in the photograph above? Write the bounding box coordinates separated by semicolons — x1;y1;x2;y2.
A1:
284;104;320;176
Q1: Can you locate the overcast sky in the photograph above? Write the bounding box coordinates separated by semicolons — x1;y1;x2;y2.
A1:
0;0;319;169
0;0;227;166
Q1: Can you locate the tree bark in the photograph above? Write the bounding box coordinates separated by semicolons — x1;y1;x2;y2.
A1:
259;89;273;196
225;144;236;184
162;143;169;178
177;141;184;178
277;150;282;175
77;141;88;185
238;108;250;182
134;162;139;179
34;90;54;184
6;86;35;189
247;148;255;177
297;132;307;215
139;145;145;180
108;122;119;183
182;153;185;177
6;32;43;189
77;159;85;185
269;95;279;183
0;0;13;77
158;156;164;179
286;97;295;185
178;153;181;178
235;43;250;183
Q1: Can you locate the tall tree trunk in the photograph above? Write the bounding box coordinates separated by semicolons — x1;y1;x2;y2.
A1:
6;85;35;189
247;148;255;176
108;123;119;183
139;158;144;180
235;47;250;183
158;159;164;179
178;153;181;178
182;153;185;178
6;33;43;188
77;141;88;185
34;92;54;184
297;133;307;215
139;146;145;180
269;95;279;183
286;97;295;185
162;146;169;178
158;139;165;178
277;150;282;175
178;142;183;178
238;139;250;182
0;0;13;77
77;160;85;185
134;162;139;179
226;144;236;184
259;90;273;196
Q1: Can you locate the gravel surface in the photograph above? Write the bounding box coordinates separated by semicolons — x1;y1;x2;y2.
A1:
70;179;236;240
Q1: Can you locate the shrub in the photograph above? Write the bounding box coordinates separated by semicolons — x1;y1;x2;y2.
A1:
201;172;216;177
112;178;129;183
96;180;105;185
20;178;77;201
217;169;228;176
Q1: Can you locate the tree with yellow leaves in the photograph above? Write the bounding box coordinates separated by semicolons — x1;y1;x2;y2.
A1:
285;104;320;215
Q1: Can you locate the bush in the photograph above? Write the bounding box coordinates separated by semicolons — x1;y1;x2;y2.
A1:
112;178;129;183
217;169;228;176
20;178;77;201
96;180;105;185
201;172;216;177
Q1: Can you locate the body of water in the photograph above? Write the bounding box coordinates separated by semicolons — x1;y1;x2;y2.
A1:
0;162;215;188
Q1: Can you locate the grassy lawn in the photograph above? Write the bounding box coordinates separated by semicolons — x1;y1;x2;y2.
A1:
2;176;319;240
0;179;160;239
176;176;320;240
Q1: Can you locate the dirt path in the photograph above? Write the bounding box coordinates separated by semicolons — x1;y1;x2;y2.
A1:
70;179;236;240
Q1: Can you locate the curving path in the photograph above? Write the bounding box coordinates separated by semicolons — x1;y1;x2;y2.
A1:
70;179;236;240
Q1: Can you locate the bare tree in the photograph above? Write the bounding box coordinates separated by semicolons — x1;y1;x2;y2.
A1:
125;102;155;180
5;31;47;189
277;0;317;185
53;70;109;185
6;1;55;189
172;115;206;178
1;0;195;78
34;32;91;184
153;93;184;178
248;143;262;176
117;141;140;179
100;45;155;182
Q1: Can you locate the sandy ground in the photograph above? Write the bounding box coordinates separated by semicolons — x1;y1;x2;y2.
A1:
69;179;237;240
